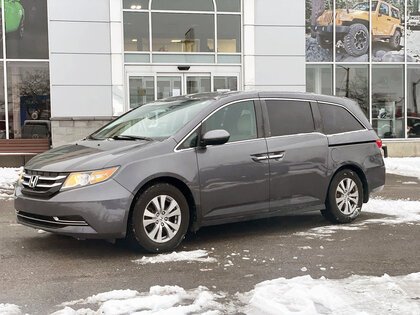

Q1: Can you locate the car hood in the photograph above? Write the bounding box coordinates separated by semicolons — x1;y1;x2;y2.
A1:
25;139;156;172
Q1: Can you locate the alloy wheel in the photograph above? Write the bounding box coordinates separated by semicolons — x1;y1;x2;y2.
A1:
335;178;359;214
354;30;367;50
143;195;181;243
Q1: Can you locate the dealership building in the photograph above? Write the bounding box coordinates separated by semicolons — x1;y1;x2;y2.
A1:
0;0;420;163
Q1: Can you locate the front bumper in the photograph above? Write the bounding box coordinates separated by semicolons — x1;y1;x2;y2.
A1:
14;179;134;239
312;24;350;34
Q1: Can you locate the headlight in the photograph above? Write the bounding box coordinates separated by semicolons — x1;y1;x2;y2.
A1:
61;167;119;191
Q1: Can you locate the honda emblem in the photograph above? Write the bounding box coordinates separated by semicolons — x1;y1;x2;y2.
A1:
28;175;39;188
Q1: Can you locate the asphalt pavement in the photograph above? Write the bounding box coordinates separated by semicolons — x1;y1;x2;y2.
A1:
0;174;419;314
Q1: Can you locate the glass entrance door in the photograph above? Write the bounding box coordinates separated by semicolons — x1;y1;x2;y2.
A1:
128;72;239;109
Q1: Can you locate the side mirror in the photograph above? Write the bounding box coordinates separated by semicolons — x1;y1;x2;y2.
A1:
200;129;230;147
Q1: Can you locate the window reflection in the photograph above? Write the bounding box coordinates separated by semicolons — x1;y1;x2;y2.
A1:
129;77;155;108
336;64;369;119
217;15;241;53
306;65;333;95
6;62;50;140
152;0;214;11
152;13;214;52
123;0;149;10
408;66;420;138
372;65;404;139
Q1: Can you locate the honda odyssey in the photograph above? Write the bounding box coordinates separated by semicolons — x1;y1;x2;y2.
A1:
15;92;386;252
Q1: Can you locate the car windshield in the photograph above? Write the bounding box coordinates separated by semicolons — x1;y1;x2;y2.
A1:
353;1;377;11
89;98;213;140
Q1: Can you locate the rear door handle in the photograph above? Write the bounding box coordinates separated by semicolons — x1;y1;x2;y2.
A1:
268;152;285;160
251;154;269;162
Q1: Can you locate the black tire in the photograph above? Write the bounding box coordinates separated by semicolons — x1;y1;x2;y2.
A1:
316;34;332;49
389;29;401;50
127;183;190;253
321;169;363;223
343;23;369;57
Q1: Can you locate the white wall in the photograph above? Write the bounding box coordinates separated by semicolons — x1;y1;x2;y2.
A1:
48;0;124;119
243;0;306;91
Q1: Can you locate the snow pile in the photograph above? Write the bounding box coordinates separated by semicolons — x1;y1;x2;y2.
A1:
47;273;420;314
0;167;21;200
54;285;227;315
240;273;420;315
384;157;420;179
0;303;21;315
132;249;217;265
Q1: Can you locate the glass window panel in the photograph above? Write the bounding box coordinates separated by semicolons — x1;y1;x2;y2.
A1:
6;62;50;140
306;1;333;62
213;76;237;92
186;76;211;94
407;65;420;138
372;0;404;62
124;54;150;63
306;65;333;95
152;0;214;11
216;0;241;12
157;76;182;99
152;13;215;52
336;64;369;119
123;0;149;10
372;65;405;139
152;54;215;63
5;0;49;59
318;103;365;135
266;100;315;137
335;1;370;62
129;76;155;108
124;12;150;52
0;64;5;138
217;54;241;63
217;15;241;53
203;100;257;142
407;0;420;62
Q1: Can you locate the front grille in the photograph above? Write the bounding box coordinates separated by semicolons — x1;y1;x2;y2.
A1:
21;170;68;198
16;211;88;228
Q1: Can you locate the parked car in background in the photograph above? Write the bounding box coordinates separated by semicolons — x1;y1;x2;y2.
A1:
314;1;403;56
408;15;420;29
15;92;385;252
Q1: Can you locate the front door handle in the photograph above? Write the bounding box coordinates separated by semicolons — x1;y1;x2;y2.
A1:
268;151;285;160
251;154;269;162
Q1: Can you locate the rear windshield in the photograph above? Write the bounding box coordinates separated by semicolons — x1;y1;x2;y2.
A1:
90;98;213;140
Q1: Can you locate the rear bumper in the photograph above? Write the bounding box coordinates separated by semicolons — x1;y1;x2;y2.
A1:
366;164;386;199
14;179;134;239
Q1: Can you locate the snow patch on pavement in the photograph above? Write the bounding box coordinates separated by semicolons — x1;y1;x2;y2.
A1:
0;303;21;315
384;157;420;179
132;249;217;265
295;198;420;239
41;273;420;314
0;167;21;200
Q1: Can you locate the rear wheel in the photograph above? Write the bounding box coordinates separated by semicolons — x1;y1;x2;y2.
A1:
343;23;369;57
389;29;401;50
127;183;190;253
321;169;363;223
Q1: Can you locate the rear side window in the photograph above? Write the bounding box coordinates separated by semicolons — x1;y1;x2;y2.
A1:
318;103;365;135
265;100;315;137
391;8;399;19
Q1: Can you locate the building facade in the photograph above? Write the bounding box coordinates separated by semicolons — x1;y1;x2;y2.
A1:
0;0;419;157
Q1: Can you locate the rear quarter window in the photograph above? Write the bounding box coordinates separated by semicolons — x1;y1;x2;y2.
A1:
265;100;315;137
318;103;365;135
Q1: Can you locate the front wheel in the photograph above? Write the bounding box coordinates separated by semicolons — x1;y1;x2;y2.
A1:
127;183;190;253
389;30;401;50
321;169;363;223
343;23;369;57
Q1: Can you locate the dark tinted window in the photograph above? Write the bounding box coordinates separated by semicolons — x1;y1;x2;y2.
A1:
391;8;399;19
203;101;257;142
319;103;365;135
266;100;315;136
178;130;199;149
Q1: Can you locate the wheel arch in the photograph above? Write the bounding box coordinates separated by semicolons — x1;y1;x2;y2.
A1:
128;175;198;233
328;164;369;203
343;19;369;29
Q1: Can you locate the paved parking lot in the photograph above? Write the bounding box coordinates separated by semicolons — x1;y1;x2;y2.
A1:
0;174;419;314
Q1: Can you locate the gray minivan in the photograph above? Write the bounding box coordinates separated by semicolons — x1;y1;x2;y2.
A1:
15;92;385;252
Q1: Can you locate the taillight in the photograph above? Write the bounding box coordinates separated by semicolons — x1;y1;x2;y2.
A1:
376;139;382;148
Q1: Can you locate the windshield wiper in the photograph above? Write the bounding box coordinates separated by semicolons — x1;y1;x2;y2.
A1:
111;135;154;141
